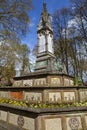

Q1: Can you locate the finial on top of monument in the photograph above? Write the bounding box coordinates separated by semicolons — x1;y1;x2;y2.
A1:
43;3;47;12
37;2;53;32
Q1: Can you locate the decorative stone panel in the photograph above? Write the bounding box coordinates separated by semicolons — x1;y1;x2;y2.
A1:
9;113;35;130
44;117;62;130
34;78;46;86
23;80;33;87
0;110;7;121
0;91;10;98
66;116;82;130
41;113;87;130
63;91;76;102
24;92;42;102
79;90;87;102
64;78;70;86
13;80;23;87
69;79;74;86
48;92;61;102
51;78;61;86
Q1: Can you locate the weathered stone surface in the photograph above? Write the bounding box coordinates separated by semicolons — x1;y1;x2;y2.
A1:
80;90;87;102
23;79;33;87
45;118;62;130
0;104;87;130
0;111;7;121
24;92;42;101
63;91;75;101
0;91;9;98
51;78;61;86
0;120;22;130
48;92;61;102
66;116;82;130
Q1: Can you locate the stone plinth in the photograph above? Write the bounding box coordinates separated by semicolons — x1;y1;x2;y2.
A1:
0;86;87;104
13;72;74;87
0;104;87;130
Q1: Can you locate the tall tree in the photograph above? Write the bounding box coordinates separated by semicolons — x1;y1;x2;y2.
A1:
0;42;30;85
71;0;87;45
19;44;30;75
0;0;33;42
53;2;87;81
53;8;72;73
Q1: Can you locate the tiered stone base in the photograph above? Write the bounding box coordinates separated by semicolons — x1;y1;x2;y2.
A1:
0;104;87;130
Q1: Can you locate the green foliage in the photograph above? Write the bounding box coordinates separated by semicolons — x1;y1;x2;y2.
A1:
0;98;87;108
0;42;30;86
0;0;33;42
74;76;78;86
0;64;16;86
19;44;31;75
53;0;87;80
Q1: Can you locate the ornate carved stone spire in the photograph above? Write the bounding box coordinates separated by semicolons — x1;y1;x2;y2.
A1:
35;3;67;74
38;3;53;32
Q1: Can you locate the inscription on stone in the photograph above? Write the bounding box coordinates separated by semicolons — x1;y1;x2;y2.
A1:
24;92;42;101
68;118;79;129
0;91;9;98
69;80;74;86
17;115;24;127
51;78;60;86
64;92;75;101
13;80;22;87
23;80;33;87
64;78;69;86
80;91;87;101
39;34;46;53
49;92;61;102
34;78;46;86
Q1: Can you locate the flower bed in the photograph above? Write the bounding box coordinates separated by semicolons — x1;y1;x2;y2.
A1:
0;98;87;108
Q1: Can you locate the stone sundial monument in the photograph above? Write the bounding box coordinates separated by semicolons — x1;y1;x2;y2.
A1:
12;3;75;101
0;3;87;130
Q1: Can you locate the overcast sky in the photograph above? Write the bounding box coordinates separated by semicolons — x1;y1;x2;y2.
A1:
22;0;71;50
